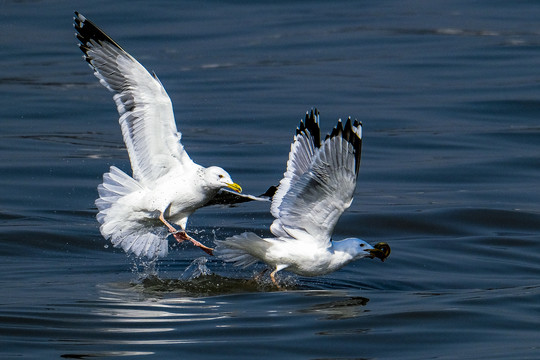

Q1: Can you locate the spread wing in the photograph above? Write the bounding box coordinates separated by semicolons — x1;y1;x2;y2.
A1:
74;12;193;184
270;109;362;247
270;109;322;219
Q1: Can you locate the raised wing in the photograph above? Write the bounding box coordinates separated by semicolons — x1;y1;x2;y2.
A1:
270;109;321;220
270;112;362;247
74;12;193;184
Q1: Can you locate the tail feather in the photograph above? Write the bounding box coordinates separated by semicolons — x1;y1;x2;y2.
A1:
95;166;168;259
215;232;270;268
109;229;168;259
96;166;142;214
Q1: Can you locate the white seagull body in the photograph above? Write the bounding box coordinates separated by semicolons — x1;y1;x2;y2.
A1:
74;12;243;259
215;110;390;284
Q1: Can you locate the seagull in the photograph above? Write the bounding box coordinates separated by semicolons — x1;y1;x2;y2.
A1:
215;109;390;285
74;12;246;259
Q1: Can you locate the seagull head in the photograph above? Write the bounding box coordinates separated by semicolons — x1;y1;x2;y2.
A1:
204;166;242;193
341;238;391;262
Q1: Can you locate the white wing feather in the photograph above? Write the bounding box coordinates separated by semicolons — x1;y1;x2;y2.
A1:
270;111;320;226
270;113;362;247
75;12;193;184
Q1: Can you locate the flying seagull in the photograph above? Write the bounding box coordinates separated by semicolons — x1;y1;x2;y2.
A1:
215;109;390;285
74;12;259;259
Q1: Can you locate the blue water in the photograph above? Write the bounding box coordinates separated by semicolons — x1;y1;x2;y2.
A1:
1;1;540;359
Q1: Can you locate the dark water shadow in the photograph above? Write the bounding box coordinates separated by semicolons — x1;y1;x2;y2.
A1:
99;274;372;321
131;273;286;297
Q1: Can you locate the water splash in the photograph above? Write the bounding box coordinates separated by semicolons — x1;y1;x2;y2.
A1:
130;256;159;280
179;257;213;281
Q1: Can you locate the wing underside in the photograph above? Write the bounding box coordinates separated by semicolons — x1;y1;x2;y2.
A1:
270;109;363;246
74;12;192;183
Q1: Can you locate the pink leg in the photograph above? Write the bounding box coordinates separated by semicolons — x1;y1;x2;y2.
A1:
159;212;214;256
159;212;177;233
270;268;281;289
173;231;214;256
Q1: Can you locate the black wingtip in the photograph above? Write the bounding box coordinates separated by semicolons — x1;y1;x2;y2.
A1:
345;117;362;175
296;107;321;147
295;108;363;176
74;11;84;22
260;185;278;198
73;11;126;61
325;115;363;176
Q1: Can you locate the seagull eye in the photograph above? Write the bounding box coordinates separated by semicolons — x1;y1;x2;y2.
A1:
218;174;224;179
360;243;365;247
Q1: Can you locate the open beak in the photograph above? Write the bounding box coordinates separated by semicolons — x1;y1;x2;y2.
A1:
226;182;242;193
366;242;391;262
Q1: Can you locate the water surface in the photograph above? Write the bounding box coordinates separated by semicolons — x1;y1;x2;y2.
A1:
1;1;540;359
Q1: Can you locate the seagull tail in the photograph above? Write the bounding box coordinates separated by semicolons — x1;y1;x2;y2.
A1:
214;232;268;268
95;166;142;223
94;166;169;259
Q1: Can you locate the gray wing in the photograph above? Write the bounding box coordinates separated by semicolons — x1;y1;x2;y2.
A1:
74;12;193;184
270;110;362;247
270;109;321;219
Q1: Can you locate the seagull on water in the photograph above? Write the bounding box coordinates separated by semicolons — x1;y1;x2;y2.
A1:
215;109;390;285
74;12;246;259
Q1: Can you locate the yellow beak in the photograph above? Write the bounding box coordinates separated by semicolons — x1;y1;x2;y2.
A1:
226;182;242;193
